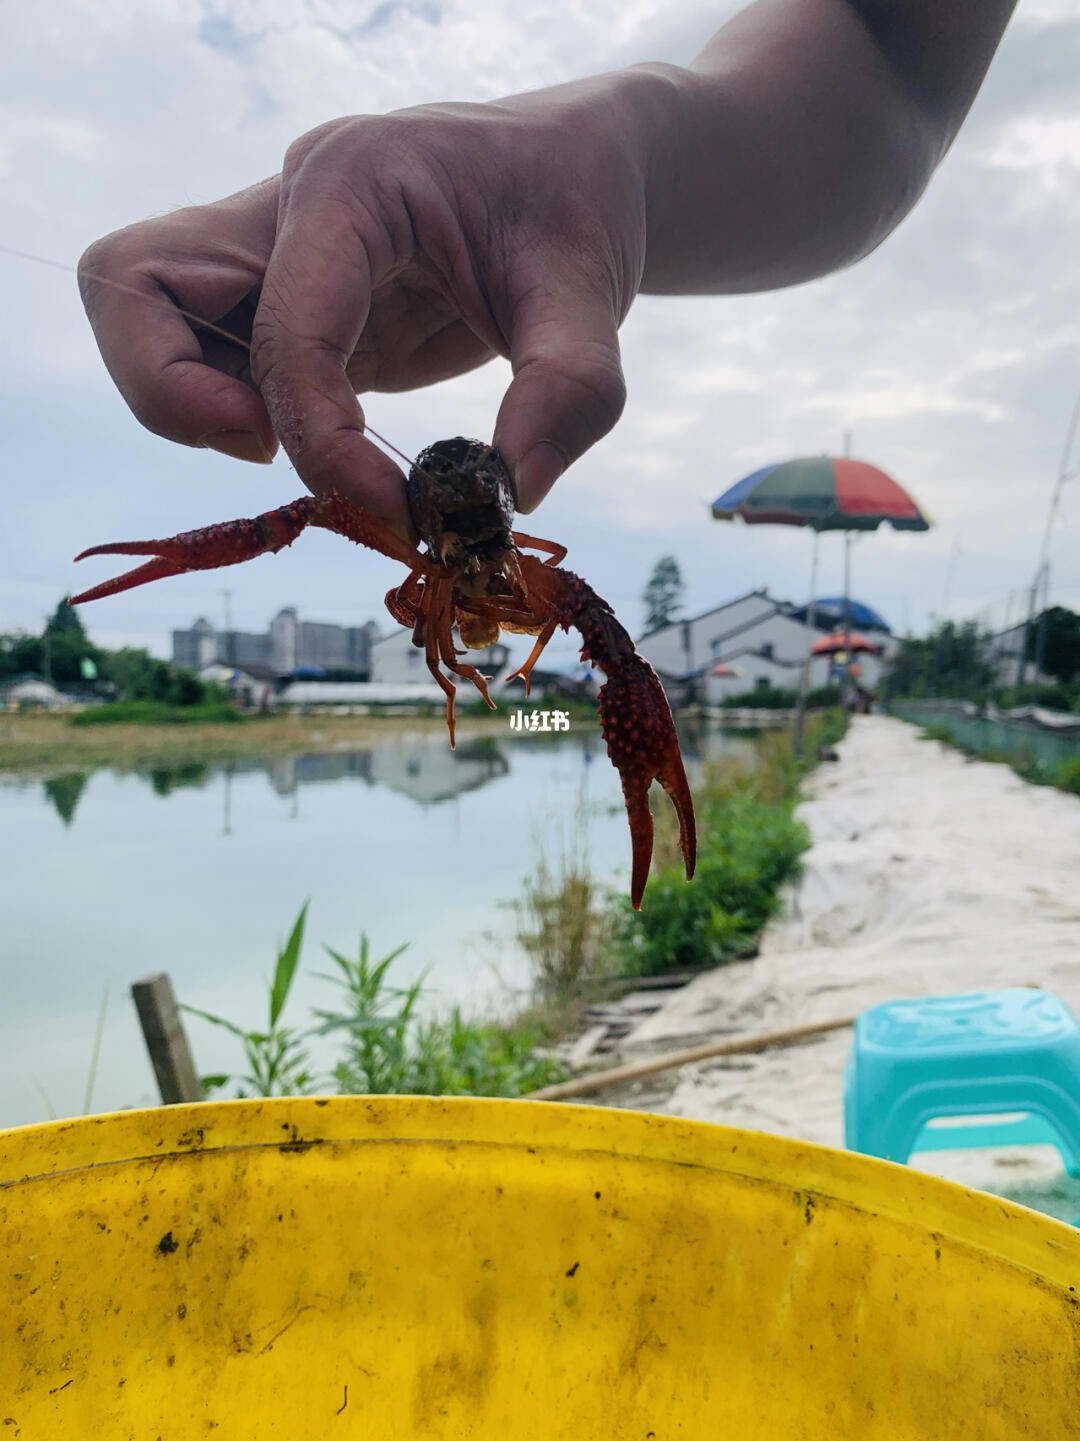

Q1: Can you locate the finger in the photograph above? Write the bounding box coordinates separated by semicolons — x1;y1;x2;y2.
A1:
251;191;413;538
492;275;627;513
78;198;280;463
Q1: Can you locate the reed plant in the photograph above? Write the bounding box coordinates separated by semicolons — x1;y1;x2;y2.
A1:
186;909;564;1099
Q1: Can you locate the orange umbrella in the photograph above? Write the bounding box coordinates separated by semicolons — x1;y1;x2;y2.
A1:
809;631;882;656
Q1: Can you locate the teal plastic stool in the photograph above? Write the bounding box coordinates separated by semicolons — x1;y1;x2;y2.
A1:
843;989;1080;1173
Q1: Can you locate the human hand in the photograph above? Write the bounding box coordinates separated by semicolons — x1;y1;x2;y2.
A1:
78;76;653;535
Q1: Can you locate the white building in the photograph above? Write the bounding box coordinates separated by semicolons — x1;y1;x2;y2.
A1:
369;626;510;689
172;618;219;670
636;589;897;704
175;608;378;675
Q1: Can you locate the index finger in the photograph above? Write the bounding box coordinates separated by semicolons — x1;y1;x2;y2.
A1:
251;191;413;537
78;199;280;460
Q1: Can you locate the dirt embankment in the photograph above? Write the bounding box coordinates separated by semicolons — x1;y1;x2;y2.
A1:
0;709;507;774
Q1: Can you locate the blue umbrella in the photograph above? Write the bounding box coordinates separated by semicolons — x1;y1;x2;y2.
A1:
791;598;891;633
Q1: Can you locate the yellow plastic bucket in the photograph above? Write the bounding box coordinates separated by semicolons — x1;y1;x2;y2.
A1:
2;1097;1079;1437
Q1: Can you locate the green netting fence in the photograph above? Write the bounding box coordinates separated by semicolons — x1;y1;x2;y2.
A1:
889;701;1080;779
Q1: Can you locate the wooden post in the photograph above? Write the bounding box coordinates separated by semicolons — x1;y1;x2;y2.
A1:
526;1014;858;1103
131;972;203;1105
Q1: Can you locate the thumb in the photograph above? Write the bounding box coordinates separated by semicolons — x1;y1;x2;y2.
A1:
492;276;627;513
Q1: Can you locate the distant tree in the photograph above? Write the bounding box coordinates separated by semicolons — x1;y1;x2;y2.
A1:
45;598;87;642
43;598;103;686
884;618;992;701
99;647;210;705
0;632;42;679
0;606;214;706
642;556;685;632
1029;606;1080;686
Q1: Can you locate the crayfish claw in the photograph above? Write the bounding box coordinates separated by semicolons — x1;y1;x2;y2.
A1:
599;658;697;910
514;554;697;908
70;556;189;606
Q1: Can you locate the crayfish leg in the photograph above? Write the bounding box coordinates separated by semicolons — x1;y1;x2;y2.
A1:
385;570;424;629
423;581;459;748
505;619;558;698
435;600;497;713
511;532;567;568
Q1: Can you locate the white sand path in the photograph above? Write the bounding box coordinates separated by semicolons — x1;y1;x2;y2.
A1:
609;714;1080;1220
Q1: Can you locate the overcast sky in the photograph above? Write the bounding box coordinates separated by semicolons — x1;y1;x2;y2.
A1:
2;0;1079;658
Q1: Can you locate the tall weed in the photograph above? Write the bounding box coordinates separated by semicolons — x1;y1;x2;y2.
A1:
184;903;314;1098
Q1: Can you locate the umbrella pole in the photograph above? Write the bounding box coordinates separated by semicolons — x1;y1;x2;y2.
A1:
792;530;820;756
841;529;854;708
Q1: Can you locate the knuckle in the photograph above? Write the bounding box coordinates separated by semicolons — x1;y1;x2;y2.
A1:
564;350;627;440
282;116;359;181
76;230;129;314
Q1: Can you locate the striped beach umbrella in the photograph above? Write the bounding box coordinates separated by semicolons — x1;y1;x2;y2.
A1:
712;453;931;748
711;456;931;531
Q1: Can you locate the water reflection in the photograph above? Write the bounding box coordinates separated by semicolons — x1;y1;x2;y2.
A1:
147;761;213;798
36;721;758;829
3;720;764;1130
43;771;89;826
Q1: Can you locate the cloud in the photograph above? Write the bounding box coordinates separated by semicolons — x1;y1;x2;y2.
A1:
1;0;1078;652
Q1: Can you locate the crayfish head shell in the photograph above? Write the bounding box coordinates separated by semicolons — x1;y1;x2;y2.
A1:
407;437;516;569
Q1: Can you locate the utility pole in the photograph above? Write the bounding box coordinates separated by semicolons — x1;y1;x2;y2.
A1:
1017;386;1080;692
792;531;821;755
840;430;855;709
220;588;234;666
941;542;961;620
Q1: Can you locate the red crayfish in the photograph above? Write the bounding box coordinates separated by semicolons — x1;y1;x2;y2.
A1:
69;435;696;908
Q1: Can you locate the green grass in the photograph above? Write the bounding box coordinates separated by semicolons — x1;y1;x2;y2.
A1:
71;700;246;726
1056;756;1080;795
510;710;848;990
614;787;809;975
612;715;844;977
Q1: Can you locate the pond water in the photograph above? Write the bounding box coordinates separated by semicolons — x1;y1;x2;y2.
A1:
0;722;756;1130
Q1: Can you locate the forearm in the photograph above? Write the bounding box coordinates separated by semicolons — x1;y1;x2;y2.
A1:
613;0;1016;294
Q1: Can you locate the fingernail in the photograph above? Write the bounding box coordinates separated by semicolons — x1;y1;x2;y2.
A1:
513;442;567;512
199;430;275;464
